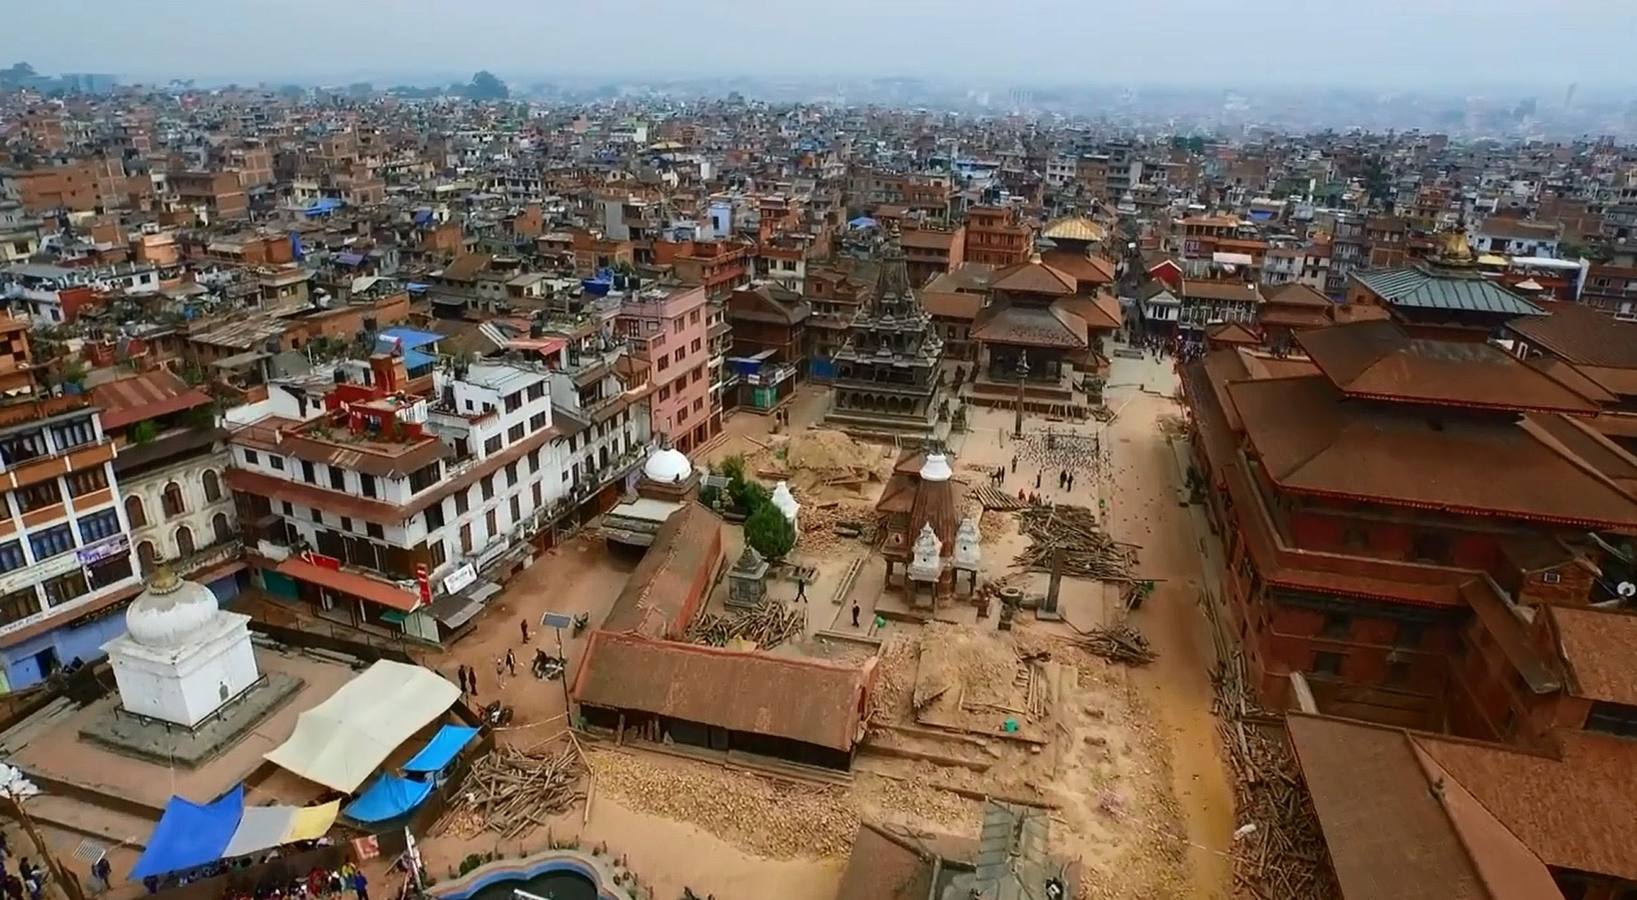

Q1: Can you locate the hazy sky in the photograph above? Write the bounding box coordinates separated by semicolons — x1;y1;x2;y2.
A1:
3;0;1635;90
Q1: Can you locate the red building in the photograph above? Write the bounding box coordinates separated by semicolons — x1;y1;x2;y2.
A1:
1182;320;1637;739
962;205;1031;268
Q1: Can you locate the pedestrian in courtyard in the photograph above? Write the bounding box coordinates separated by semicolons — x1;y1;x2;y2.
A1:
468;669;478;696
505;649;517;677
1068;473;1075;492
520;618;530;643
796;579;807;602
851;603;861;628
1058;470;1066;490
1010;455;1017;473
1034;471;1042;490
351;869;369;900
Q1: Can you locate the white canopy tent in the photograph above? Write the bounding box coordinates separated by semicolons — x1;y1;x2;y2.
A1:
264;660;460;793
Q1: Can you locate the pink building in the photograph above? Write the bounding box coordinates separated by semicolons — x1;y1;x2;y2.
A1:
618;285;713;453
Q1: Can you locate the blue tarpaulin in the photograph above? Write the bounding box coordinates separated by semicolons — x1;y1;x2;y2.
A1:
413;209;433;226
401;724;479;774
847;216;878;230
342;775;433;824
379;327;444;350
335;251;365;267
305;198;342;216
406;282;429;293
130;785;244;879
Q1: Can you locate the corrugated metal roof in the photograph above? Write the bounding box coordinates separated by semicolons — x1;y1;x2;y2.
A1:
1356;267;1545;316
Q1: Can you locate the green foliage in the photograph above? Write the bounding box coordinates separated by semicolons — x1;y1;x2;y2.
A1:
58;358;87;388
719;453;747;484
731;479;770;515
744;501;796;560
131;420;158;444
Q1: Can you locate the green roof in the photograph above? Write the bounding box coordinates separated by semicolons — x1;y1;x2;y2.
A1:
1355;266;1545;317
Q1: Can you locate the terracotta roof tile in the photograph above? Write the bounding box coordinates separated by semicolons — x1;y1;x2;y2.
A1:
1550;605;1637;706
90;370;212;430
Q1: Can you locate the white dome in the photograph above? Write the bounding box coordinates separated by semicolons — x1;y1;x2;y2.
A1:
125;571;218;647
919;452;953;483
644;447;693;483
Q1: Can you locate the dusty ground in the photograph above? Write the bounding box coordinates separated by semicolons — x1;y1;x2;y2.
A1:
411;344;1232;900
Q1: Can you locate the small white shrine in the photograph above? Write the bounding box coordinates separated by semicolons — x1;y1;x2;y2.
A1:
953;516;982;594
643;446;693;484
771;480;801;530
102;569;260;728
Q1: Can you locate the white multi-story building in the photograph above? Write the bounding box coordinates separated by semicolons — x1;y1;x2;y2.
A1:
226;355;573;644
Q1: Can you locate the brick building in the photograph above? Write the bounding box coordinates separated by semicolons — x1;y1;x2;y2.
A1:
1182;320;1637;739
618;284;713;452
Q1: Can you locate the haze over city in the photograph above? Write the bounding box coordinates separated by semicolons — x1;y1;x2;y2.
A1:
3;0;1634;91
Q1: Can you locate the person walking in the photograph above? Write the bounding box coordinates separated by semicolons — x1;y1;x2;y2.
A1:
1067;473;1075;492
351;869;369;900
796;579;807;602
505;649;517;677
520;618;530;643
468;668;479;697
851;603;861;628
1010;455;1017;473
1034;471;1042;490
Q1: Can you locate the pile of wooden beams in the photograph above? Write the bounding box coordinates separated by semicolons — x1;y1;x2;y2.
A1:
970;485;1025;511
1200;588;1338;900
1013;504;1138;580
1077;622;1156;666
687;599;804;650
433;744;585;841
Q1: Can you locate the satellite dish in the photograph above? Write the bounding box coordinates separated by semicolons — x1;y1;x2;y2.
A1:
1618;581;1636;599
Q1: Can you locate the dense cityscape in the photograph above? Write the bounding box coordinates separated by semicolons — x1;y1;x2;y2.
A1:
0;38;1632;900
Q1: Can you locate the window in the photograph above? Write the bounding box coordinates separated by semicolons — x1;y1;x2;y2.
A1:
528;449;540;474
429;539;446;568
485;509;497;537
269;454;285;471
340;516;353;532
301;461;316;483
677;407;688;424
0;431;46;466
68;468;107;497
693;398;704;412
532;482;542;508
484;435;503;455
504;392;523;413
89;554;132;589
78;509;121;542
367;522;384;540
16;480;62;513
1319;612;1351;640
529;411;547;432
690;309;700;325
673;319;684;335
137;540;157;574
657;355;669;372
459;523;472;553
29;524;74;560
692;366;702;383
1309;651;1344;677
659;386;670;402
0;588;39;626
481;477;495;501
691;338;702;353
454;491;469;515
408;462;441;493
49;417;96;451
509;495;521;523
674;348;684;364
425;504;445;530
281;501;293;516
506;463;518;488
310;508;322;523
508;423;525;443
328;467;345;491
213;513;232;544
526;382;545;401
672;377;685;394
0;542;23;573
41;569;86;608
243;449;260;466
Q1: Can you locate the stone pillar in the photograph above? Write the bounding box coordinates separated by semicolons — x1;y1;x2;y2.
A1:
1039;546;1064;620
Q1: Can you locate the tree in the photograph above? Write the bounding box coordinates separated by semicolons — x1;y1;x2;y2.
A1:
744;502;796;560
467;71;509;101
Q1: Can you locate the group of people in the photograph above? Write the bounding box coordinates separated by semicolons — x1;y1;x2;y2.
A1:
0;834;48;900
454;618;536;699
214;862;369;900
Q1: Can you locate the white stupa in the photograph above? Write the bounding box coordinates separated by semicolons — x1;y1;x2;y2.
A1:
102;569;260;728
643;446;693;484
771;480;801;530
